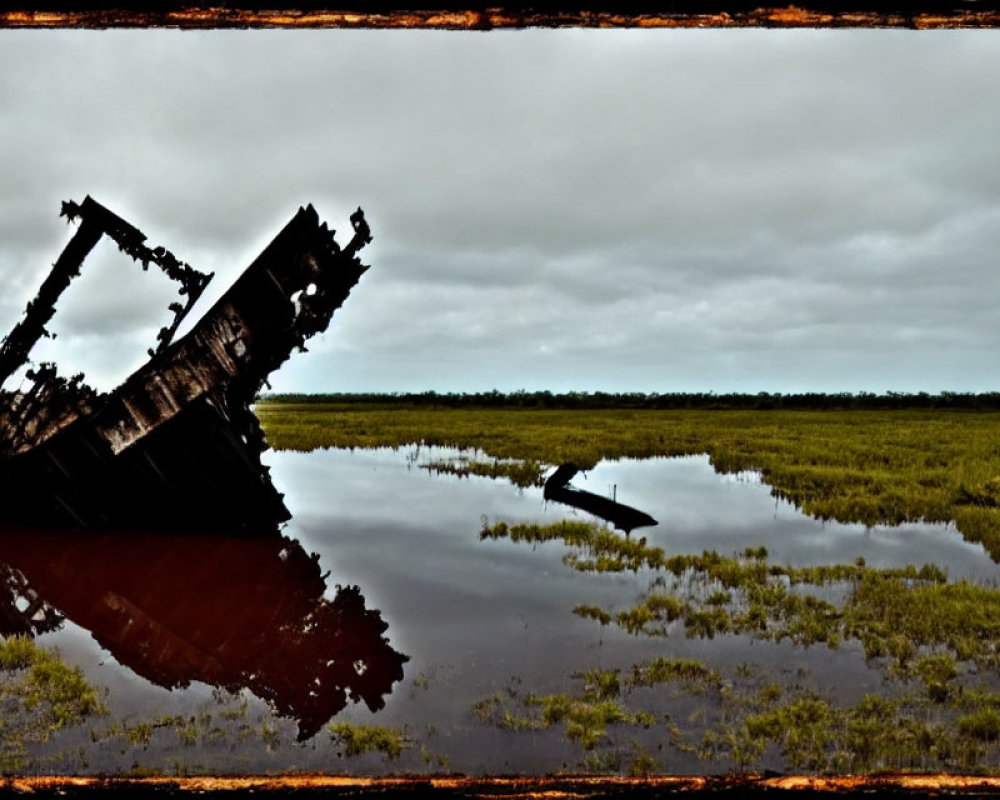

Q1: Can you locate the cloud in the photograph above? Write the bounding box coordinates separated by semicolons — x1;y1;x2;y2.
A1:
0;28;998;393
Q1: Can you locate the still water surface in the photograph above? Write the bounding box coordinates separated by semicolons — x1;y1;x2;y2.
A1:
4;446;997;774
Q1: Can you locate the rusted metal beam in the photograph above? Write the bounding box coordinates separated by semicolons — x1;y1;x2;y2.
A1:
1;2;1000;28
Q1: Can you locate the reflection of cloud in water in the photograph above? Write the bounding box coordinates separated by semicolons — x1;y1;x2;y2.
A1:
7;447;982;774
271;448;1000;583
263;446;996;772
0;526;408;740
573;456;999;581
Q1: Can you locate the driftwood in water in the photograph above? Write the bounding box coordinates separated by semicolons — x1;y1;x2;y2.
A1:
544;463;658;534
0;198;372;531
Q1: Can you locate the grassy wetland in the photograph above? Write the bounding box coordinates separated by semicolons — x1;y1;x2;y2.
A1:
256;396;1000;558
251;393;1000;774
0;637;105;772
471;651;1000;774
4;392;1000;777
468;516;1000;772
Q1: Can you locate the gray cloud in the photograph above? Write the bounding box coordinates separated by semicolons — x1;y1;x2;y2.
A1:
0;28;997;394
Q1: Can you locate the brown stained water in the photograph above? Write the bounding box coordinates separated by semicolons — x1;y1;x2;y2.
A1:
1;447;998;776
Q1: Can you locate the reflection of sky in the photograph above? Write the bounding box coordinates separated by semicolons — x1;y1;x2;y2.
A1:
12;447;998;775
258;447;1000;771
271;447;998;585
570;456;998;581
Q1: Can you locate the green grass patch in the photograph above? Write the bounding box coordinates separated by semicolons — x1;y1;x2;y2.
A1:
474;656;1000;774
506;693;649;751
328;722;408;759
627;657;722;692
0;636;106;771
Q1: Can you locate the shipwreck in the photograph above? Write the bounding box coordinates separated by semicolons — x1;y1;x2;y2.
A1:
0;197;372;531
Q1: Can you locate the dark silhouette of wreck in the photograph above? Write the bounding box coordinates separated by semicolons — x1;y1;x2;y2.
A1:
0;525;408;740
0;201;405;739
544;463;658;534
0;197;372;531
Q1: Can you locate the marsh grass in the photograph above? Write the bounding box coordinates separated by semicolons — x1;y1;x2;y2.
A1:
328;722;408;759
88;707;409;768
472;688;653;752
422;459;546;488
480;519;662;573
474;652;1000;774
627;657;723;694
257;404;1000;558
473;519;1000;772
0;636;105;772
705;684;1000;773
256;402;1000;772
483;520;1000;676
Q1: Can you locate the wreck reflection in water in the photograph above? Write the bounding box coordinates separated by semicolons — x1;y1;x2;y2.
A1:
0;526;407;740
543;462;658;534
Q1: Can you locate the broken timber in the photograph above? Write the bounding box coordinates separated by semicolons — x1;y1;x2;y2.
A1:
0;197;372;531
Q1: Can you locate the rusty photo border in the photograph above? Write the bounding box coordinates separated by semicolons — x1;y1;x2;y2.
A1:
2;3;1000;796
0;0;998;27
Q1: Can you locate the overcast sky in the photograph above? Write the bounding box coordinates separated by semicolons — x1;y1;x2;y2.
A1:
0;29;997;395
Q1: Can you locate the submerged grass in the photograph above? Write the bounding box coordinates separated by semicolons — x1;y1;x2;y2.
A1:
483;519;1000;675
472;511;1000;773
474;653;1000;774
328;722;408;760
480;520;659;572
0;636;106;772
257;404;1000;558
627;657;723;692
473;688;653;752
703;682;1000;773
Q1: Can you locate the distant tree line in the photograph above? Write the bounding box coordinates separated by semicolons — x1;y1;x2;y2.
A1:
257;390;1000;411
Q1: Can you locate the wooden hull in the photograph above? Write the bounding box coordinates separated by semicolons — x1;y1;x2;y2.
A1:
0;200;371;532
1;396;288;531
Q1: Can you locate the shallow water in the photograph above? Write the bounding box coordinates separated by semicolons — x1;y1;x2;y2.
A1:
1;446;997;775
